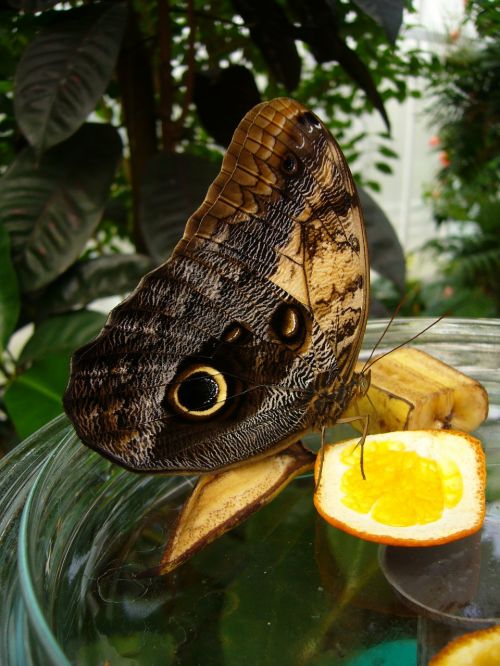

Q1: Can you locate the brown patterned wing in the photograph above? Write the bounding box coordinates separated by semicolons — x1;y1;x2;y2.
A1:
63;98;369;473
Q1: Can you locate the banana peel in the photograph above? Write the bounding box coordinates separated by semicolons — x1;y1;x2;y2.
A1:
343;348;489;435
158;441;315;575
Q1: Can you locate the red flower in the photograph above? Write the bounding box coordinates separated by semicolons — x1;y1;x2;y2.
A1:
439;151;451;168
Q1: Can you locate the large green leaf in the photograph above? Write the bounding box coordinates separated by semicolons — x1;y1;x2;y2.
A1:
35;254;155;316
0;123;122;292
4;353;70;439
220;482;331;666
19;310;106;364
140;153;219;262
0;223;20;350
14;3;127;153
290;0;390;130
5;310;106;438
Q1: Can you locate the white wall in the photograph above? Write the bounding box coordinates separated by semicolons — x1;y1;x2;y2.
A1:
352;0;468;277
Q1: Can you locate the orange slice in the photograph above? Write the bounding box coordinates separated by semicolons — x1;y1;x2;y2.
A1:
314;430;486;546
429;625;500;665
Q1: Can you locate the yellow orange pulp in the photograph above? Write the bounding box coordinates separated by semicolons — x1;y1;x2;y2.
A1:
314;430;486;546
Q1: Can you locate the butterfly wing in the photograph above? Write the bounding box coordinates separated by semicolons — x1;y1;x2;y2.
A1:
63;98;368;473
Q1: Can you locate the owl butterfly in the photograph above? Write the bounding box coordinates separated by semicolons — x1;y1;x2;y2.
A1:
63;98;369;473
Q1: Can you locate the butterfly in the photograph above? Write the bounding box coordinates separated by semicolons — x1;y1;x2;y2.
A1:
63;97;369;474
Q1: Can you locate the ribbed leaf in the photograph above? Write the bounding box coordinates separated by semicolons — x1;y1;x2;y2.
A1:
0;123;122;293
19;310;106;363
36;254;155;315
14;3;127;153
5;310;106;438
5;353;70;439
140;153;219;262
0;223;20;350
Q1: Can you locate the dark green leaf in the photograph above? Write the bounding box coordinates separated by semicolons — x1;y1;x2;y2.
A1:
35;254;154;315
321;524;403;615
351;0;404;44
378;145;399;159
358;186;405;293
194;65;261;147
5;309;106;438
304;29;390;131
287;0;339;63
0;123;122;292
19;310;106;364
375;161;393;174
365;180;381;193
220;482;331;666
232;0;301;91
14;3;127;152
0;223;19;350
4;353;69;439
140;153;219;262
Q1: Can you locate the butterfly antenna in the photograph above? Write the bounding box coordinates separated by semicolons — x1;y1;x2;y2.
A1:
360;294;408;374
364;312;448;373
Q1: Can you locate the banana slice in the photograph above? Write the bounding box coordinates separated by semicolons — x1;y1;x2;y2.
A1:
343;348;489;435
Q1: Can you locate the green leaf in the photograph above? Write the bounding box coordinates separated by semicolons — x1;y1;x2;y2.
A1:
351;0;404;44
0;123;122;292
35;254;155;315
194;65;261;147
365;180;381;193
232;0;301;91
378;145;399;159
14;3;127;152
320;525;402;615
0;223;20;350
19;310;106;364
4;353;69;439
220;482;331;666
140;153;219;262
375;161;393;174
5;310;105;438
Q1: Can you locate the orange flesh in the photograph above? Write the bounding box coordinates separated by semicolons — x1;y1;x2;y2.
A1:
339;440;463;527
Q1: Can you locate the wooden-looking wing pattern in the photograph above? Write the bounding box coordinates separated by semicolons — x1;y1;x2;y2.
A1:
63;98;369;473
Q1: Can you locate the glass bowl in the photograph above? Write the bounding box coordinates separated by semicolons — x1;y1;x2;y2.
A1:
0;318;499;665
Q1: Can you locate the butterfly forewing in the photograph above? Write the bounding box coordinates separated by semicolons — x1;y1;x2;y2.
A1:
63;98;369;473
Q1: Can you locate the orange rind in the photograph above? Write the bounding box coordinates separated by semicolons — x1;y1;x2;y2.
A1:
428;625;500;665
314;430;486;546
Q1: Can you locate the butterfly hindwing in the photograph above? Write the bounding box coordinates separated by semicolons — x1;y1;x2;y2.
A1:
63;98;369;472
